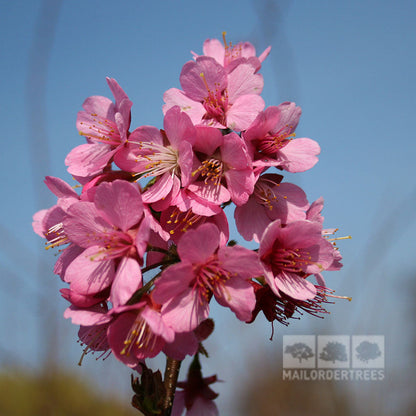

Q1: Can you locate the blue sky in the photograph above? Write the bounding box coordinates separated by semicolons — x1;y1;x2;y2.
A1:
1;0;415;414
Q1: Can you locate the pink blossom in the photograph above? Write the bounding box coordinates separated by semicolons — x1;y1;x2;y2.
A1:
306;197;345;272
259;219;335;300
62;180;148;305
163;56;264;131
114;106;198;207
152;223;262;332
107;299;175;367
193;32;271;73
243;102;320;172
32;176;80;242
65;78;133;177
235;173;309;242
188;130;255;206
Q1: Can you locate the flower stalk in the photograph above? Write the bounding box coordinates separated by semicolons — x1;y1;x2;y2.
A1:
162;357;182;415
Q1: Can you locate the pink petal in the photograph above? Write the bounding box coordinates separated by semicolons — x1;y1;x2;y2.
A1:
234;197;271;242
220;132;250;169
163;106;196;148
94;180;143;232
44;176;79;199
271;102;301;135
152;262;195;304
64;202;111;248
193;126;224;155
268;182;309;223
224;168;254;206
259;219;283;257
80;95;115;120
161;287;210;333
280;220;323;249
110;257;142;307
54;244;85;281
63;304;111;326
66;246;115;294
32;209;48;237
177;223;220;264
226;94;265;131
214;277;256;322
180;57;227;102
202;38;225;64
163;88;206;124
163;331;199;360
142;172;174;203
227;63;264;102
272;271;317;301
218;246;262;278
141;306;175;343
60;288;107;308
278;138;320;172
187;182;230;205
65;143;116;177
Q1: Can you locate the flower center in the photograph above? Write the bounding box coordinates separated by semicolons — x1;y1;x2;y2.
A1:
88;229;136;261
222;31;243;66
200;73;228;126
193;258;233;304
192;158;224;187
268;246;313;275
255;129;296;156
254;181;278;211
79;113;122;146
166;208;204;235
131;141;180;179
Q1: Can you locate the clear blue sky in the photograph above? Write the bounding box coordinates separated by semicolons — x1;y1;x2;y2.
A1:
1;0;415;414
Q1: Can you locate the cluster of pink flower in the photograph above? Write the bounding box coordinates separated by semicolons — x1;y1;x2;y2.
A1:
33;34;347;415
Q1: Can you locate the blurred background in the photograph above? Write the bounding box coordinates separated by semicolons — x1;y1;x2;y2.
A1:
1;0;415;414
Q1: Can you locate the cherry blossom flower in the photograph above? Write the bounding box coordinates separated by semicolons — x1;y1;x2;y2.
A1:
152;223;262;332
243;102;320;172
62;180;149;306
107;299;175;367
65;78;133;178
259;219;335;300
163;56;264;131
235;173;309;242
188;129;255;207
192;32;271;73
114;106;198;209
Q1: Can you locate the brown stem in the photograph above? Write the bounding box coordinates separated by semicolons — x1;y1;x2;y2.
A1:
162;357;182;415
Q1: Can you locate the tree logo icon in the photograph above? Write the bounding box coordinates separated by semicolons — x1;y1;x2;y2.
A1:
285;342;314;363
317;336;350;368
283;335;316;368
319;341;348;363
356;340;382;363
352;336;384;368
